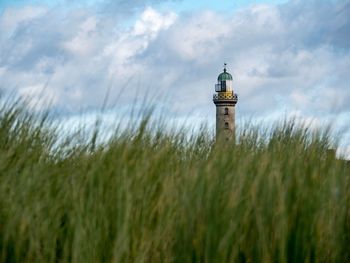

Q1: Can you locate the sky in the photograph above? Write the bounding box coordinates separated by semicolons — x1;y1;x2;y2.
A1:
0;0;350;155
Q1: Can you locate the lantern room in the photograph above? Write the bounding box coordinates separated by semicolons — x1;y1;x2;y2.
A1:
215;64;233;92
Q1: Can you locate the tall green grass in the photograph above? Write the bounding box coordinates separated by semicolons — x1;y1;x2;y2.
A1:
0;100;349;263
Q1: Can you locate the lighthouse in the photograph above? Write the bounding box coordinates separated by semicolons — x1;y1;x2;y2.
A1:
213;64;238;141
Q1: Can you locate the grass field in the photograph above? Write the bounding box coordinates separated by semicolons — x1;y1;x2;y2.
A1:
0;100;349;263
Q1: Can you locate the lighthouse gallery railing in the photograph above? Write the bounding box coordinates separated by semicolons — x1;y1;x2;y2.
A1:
213;92;238;101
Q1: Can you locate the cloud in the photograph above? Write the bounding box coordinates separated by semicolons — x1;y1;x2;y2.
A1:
100;0;180;14
136;1;350;118
0;5;177;113
0;0;349;138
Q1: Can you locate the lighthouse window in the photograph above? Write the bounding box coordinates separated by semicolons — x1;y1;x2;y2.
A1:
225;122;229;129
221;81;227;92
224;108;229;115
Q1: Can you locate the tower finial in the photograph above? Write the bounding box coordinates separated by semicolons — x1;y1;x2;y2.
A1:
224;63;227;72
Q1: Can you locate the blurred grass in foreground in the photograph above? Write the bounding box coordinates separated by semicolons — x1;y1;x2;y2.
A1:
0;100;349;263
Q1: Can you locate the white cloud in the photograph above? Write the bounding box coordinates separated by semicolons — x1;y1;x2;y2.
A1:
0;6;178;111
0;6;47;38
0;0;349;150
165;11;227;61
103;7;176;78
133;7;177;36
18;83;59;110
63;16;99;56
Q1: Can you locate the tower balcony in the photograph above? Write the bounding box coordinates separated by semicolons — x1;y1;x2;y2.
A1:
213;91;238;105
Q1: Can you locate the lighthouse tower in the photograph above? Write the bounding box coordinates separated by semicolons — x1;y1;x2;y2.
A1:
213;64;238;141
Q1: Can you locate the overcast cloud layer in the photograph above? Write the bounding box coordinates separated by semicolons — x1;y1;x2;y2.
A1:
0;0;350;152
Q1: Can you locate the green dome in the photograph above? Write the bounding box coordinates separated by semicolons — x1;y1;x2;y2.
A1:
217;68;233;81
